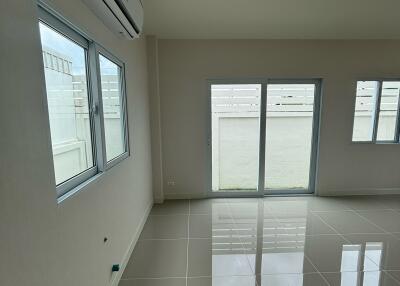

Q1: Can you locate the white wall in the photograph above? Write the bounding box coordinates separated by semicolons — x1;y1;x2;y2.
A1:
0;0;153;285
156;39;400;198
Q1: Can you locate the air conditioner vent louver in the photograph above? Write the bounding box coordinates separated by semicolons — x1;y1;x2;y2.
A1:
83;0;143;39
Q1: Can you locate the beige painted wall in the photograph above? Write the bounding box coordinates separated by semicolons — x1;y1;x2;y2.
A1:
157;39;400;198
0;0;152;285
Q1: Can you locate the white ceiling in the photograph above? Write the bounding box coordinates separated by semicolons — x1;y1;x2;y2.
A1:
143;0;400;39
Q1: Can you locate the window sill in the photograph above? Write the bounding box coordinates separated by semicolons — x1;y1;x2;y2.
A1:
56;152;130;204
57;172;103;204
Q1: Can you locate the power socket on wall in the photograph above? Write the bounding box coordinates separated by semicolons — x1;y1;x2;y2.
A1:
167;181;176;187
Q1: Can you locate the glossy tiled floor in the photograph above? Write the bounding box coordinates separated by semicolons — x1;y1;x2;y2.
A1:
119;195;400;286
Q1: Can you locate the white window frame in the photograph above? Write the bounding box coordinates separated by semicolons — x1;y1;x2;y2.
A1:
95;46;130;169
206;78;322;197
38;4;130;200
352;79;400;144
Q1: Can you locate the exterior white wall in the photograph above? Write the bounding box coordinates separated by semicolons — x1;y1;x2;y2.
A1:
0;1;153;286
156;39;400;198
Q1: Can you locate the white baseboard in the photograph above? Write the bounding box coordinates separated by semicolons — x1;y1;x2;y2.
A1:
153;197;164;204
110;201;153;286
164;192;207;200
319;188;400;196
164;188;400;199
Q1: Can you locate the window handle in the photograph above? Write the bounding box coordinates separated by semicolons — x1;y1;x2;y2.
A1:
92;103;99;115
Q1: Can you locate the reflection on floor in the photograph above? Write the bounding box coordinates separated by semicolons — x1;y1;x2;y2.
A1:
119;195;400;286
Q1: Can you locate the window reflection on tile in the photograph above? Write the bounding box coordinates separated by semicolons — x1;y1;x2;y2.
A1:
341;244;362;272
338;242;384;286
365;242;383;271
210;198;389;285
125;197;400;285
210;202;253;277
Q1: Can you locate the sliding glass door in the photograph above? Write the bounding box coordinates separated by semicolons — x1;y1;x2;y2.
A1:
264;82;319;193
210;84;261;193
209;79;321;196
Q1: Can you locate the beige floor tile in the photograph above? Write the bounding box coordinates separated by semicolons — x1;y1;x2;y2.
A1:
376;196;400;210
276;212;336;236
121;196;400;284
189;214;236;238
392;233;400;240
387;271;400;283
190;199;229;215
357;210;400;233
344;233;400;271
140;215;188;239
122;239;187;278
315;210;384;234
322;271;400;286
259;273;328;286
338;196;389;211
188;276;256;286
119;278;186;286
187;238;253;277
150;200;189;215
303;234;349;272
246;251;318;275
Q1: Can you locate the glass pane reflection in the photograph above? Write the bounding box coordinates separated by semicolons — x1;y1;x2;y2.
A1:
207;199;387;286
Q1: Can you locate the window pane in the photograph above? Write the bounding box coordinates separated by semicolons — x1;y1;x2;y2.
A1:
264;84;315;189
377;81;400;141
99;55;126;161
352;81;378;141
211;84;261;192
39;22;94;185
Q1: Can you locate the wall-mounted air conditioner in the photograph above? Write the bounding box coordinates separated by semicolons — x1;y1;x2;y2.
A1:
83;0;143;39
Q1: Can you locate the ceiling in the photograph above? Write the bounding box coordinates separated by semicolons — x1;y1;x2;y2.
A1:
143;0;400;39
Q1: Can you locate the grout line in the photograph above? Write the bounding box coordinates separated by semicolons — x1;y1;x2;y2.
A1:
303;213;352;283
224;201;260;285
149;213;190;217
120;277;186;280
262;204;330;285
120;271;398;282
185;200;191;286
311;212;352;243
263;201;342;286
384;270;400;284
138;231;392;242
315;211;393;275
304;257;331;286
390;233;400;241
310;208;394;213
188;274;261;278
138;237;188;241
351;210;391;234
124;273;343;281
139;197;400;285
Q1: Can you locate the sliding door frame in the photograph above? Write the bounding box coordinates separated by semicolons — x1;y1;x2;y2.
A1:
263;78;322;195
207;78;322;198
207;78;266;198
